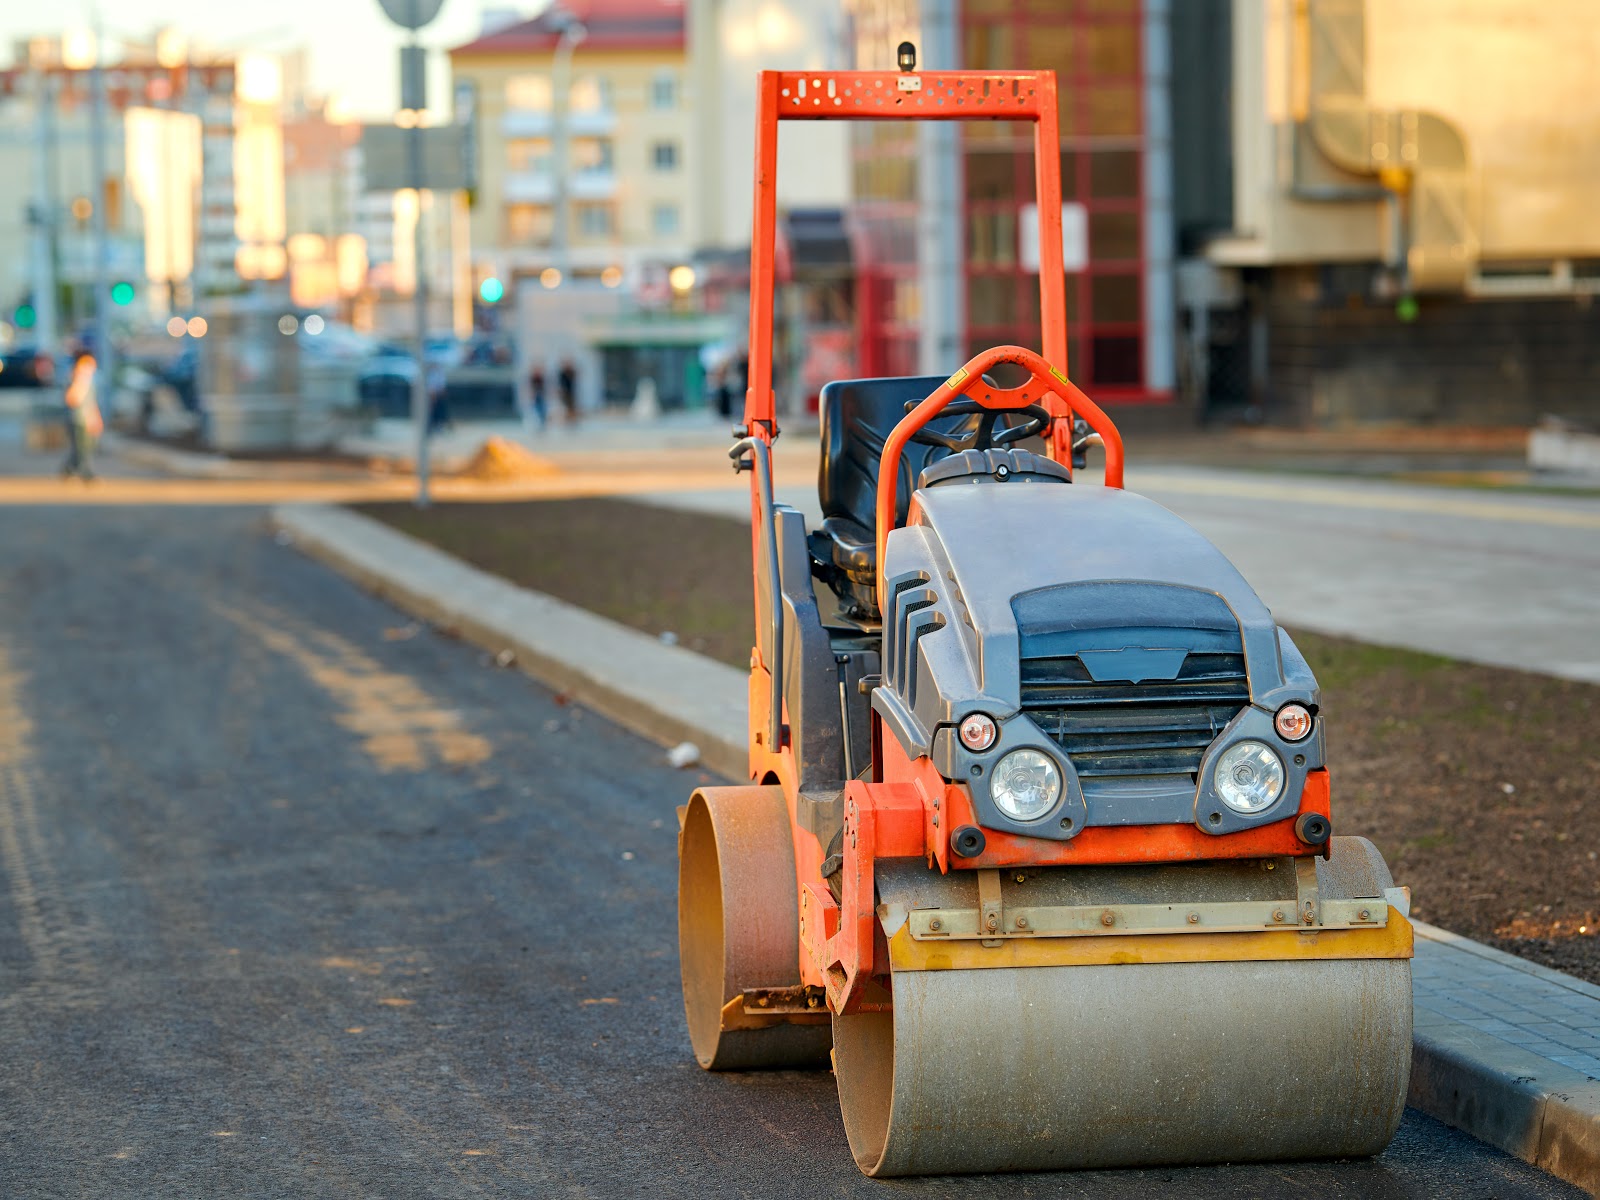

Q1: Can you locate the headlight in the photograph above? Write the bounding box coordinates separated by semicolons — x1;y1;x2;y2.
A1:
1274;703;1314;742
991;748;1062;821
1213;741;1286;814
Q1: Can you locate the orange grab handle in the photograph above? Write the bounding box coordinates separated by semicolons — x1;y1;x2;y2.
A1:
874;346;1125;614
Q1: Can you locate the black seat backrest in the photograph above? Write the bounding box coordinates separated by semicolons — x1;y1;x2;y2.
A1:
818;376;986;534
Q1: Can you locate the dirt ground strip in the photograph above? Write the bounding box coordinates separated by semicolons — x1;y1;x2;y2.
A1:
357;497;1600;984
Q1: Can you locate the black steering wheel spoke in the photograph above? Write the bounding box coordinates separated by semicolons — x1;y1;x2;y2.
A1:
906;398;1054;454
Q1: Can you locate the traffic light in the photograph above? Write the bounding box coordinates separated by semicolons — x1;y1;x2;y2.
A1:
14;302;36;329
111;281;135;306
479;276;504;304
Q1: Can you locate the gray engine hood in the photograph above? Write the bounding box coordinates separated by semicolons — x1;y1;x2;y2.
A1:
873;482;1314;749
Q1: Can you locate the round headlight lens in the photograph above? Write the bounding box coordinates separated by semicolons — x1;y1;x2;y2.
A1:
990;748;1062;822
1213;741;1286;814
958;712;997;752
1274;703;1314;742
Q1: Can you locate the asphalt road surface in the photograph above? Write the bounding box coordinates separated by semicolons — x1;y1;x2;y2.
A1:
0;506;1584;1199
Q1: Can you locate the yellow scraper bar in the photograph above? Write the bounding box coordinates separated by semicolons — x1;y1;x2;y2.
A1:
888;907;1414;972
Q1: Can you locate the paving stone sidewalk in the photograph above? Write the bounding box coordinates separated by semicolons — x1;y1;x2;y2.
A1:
1412;922;1600;1191
1418;931;1600;1075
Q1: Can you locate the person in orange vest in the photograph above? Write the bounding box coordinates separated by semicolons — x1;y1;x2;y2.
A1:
61;350;103;482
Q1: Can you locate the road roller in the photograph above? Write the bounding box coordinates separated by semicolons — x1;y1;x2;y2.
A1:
679;59;1414;1177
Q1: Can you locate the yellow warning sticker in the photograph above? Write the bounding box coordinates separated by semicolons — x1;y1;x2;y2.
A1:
1048;367;1070;388
945;367;970;390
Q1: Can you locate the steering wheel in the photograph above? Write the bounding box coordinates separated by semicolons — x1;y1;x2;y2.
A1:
905;399;1054;453
874;345;1126;616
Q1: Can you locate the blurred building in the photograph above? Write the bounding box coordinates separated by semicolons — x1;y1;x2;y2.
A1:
0;34;293;344
839;0;1600;426
449;0;731;411
442;0;866;413
449;0;694;288
282;104;367;313
0;40;155;342
1182;0;1600;426
686;0;852;251
845;0;1173;401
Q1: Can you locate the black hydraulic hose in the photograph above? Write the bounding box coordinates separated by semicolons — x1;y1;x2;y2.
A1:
731;437;783;751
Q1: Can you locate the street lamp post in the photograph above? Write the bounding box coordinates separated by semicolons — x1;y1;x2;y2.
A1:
548;9;587;281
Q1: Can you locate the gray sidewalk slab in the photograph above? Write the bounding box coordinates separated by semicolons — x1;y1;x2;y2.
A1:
273;500;1600;1196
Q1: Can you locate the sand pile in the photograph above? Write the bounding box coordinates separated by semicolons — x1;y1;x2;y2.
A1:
456;436;557;482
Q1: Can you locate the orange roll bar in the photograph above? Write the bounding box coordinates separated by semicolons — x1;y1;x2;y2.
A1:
743;70;1069;442
873;345;1126;614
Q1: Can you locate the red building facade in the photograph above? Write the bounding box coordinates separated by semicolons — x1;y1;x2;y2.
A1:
848;0;1166;400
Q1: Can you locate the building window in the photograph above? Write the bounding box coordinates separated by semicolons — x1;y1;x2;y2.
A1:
651;141;679;171
507;203;553;245
948;1;1151;395
570;75;613;114
651;72;678;110
505;75;552;112
652;203;680;237
577;203;615;238
574;137;614;175
507;138;552;175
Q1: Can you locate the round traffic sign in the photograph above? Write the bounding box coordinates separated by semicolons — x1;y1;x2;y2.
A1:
377;0;446;31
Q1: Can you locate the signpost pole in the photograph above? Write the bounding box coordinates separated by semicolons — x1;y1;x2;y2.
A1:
376;0;448;507
89;10;115;384
28;70;61;355
408;64;431;508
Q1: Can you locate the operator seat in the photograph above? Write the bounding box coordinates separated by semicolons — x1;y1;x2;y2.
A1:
811;375;989;624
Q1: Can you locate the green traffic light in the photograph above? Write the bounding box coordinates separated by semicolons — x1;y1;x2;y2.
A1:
14;303;36;329
111;281;136;306
479;277;504;304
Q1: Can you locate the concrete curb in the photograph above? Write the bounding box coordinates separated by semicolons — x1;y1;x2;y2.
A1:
270;504;748;780
1411;921;1600;1194
273;500;1600;1196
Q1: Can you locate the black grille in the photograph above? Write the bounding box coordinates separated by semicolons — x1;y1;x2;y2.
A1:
1020;651;1250;779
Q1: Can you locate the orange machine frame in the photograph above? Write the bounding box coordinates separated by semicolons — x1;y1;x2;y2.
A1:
742;70;1070;443
737;69;1334;1013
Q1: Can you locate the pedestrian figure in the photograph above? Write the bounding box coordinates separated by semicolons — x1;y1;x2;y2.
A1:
733;350;749;414
425;361;452;436
712;362;733;420
528;366;549;431
61;350;103;482
557;359;578;424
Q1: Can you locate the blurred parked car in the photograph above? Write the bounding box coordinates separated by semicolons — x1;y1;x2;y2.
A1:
424;334;463;367
357;348;419;419
0;346;52;389
442;334;517;419
357;334;515;419
298;319;376;365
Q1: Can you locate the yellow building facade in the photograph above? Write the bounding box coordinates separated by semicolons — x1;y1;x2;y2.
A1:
449;1;695;289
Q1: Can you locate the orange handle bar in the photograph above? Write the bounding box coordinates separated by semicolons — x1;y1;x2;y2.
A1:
874;346;1125;614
